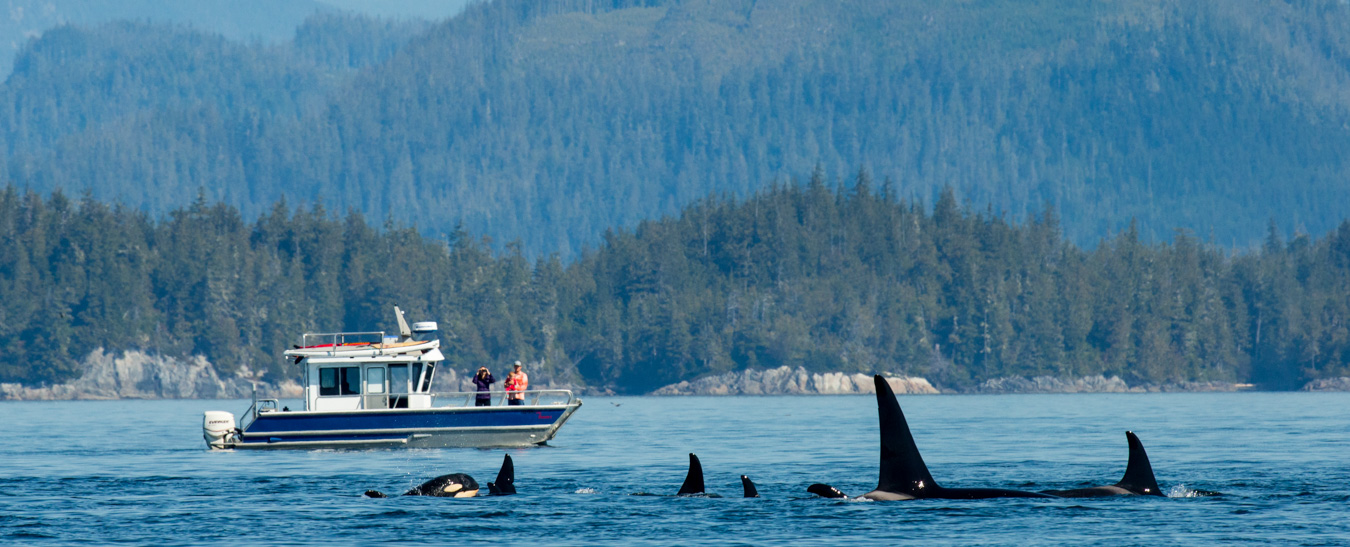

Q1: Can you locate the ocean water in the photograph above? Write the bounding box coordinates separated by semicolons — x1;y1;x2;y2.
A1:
1;392;1347;545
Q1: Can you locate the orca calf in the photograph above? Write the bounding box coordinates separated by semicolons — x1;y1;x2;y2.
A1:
1040;431;1163;497
366;473;480;498
366;453;516;498
809;375;1054;501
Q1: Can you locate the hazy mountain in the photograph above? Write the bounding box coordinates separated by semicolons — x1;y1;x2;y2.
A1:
0;0;468;76
2;0;1348;257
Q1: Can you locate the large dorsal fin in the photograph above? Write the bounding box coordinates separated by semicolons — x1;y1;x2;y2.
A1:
490;454;516;495
677;453;705;495
1115;431;1163;496
874;375;938;495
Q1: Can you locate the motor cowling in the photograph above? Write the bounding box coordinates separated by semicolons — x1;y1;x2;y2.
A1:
203;411;236;449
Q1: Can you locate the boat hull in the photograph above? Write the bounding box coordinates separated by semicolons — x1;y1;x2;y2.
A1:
220;403;582;449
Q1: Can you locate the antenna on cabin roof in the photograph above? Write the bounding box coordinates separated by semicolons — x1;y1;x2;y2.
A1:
394;306;413;342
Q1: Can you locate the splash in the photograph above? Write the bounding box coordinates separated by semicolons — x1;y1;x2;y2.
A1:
1166;485;1202;498
574;487;597;494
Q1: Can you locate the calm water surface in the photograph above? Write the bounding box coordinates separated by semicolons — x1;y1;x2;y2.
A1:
1;392;1347;545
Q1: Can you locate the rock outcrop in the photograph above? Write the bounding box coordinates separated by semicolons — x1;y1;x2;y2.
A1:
965;375;1255;394
967;375;1135;394
651;366;939;396
1302;377;1350;391
0;349;295;400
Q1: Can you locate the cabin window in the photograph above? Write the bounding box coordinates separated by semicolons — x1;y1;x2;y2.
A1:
389;365;409;393
319;366;361;396
421;363;435;392
412;363;425;392
389;364;409;409
366;367;386;394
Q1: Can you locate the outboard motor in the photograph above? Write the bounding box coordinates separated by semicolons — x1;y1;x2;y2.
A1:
203;411;237;449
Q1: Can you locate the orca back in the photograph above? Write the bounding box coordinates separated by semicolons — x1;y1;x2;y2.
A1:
1116;431;1163;496
407;473;479;497
807;483;848;499
873;375;938;497
677;453;705;495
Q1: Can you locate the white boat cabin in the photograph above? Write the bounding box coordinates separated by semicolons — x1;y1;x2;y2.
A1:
284;308;444;412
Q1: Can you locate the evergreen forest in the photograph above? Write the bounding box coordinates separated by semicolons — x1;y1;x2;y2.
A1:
1;0;1349;257
4;176;1348;393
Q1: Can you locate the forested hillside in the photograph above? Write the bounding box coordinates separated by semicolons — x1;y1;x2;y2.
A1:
1;0;1348;256
4;179;1347;393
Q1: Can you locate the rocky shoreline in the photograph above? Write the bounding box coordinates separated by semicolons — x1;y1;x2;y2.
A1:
4;352;1349;400
0;349;588;401
651;366;939;396
1301;377;1350;391
964;375;1258;394
649;369;1338;395
0;349;294;401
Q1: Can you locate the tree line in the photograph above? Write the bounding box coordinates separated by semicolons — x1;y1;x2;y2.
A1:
3;176;1347;392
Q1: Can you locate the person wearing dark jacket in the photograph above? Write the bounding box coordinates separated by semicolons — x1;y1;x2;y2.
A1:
472;367;495;406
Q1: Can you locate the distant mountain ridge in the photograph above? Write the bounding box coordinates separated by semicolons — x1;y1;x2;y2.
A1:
2;0;1348;256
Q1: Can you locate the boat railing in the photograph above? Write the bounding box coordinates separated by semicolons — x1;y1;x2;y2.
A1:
296;331;386;354
430;389;578;408
239;386;279;431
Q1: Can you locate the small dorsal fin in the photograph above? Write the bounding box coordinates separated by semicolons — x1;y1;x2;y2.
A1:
394;306;412;342
677;453;705;495
874;375;938;496
740;475;759;498
492;454;516;495
1116;431;1163;496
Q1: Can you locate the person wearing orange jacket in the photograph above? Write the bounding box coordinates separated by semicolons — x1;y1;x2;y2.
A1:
505;361;529;406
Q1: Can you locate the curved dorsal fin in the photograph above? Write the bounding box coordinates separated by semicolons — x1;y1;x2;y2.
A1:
1116;431;1163;496
740;475;759;498
677;453;705;495
492;453;516;495
874;375;938;496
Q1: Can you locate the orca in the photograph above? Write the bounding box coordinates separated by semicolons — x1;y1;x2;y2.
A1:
1040;431;1164;497
809;375;1055;501
677;453;709;496
365;473;480;498
740;475;760;498
366;453;519;498
673;453;759;497
487;454;516;495
806;483;848;499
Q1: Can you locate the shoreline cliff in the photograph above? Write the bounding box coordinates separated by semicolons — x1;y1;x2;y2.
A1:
3;351;1347;400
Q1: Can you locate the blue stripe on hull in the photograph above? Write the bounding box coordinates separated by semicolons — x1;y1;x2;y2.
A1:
243;407;567;435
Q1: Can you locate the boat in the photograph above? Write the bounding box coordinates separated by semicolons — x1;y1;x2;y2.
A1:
202;307;583;449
